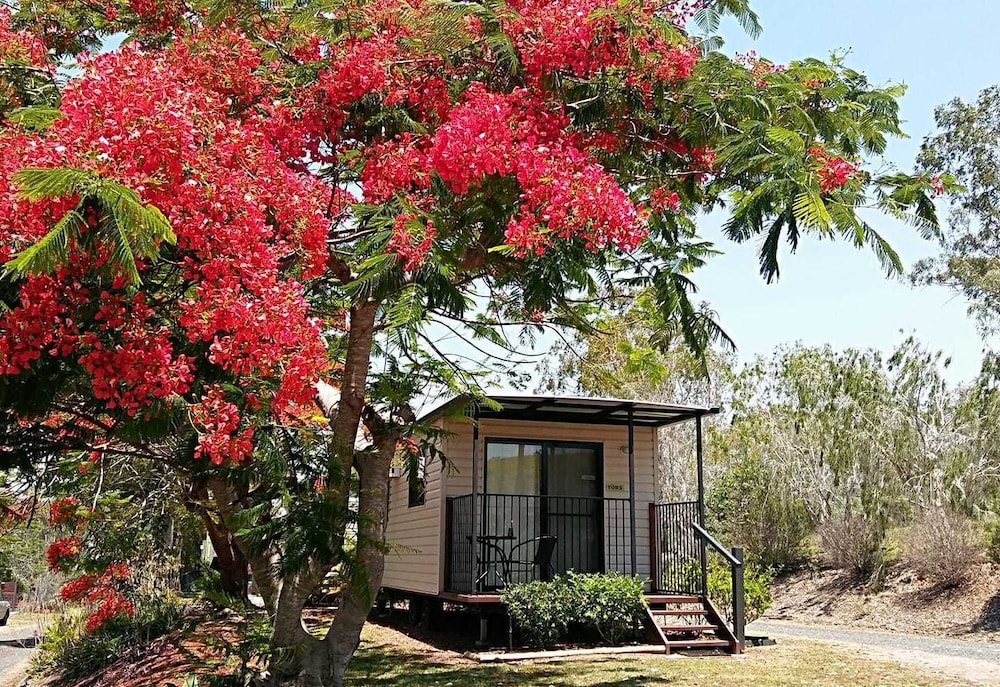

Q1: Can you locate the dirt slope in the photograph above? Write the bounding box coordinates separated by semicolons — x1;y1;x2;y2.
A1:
764;562;1000;640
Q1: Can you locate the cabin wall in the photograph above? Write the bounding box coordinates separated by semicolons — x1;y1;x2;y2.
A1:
443;417;659;581
381;421;445;595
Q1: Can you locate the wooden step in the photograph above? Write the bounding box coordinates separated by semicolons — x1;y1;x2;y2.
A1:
650;608;709;616
656;624;718;633
665;638;731;649
644;594;701;604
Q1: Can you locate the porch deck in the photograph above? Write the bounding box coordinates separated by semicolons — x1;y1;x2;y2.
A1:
444;494;704;595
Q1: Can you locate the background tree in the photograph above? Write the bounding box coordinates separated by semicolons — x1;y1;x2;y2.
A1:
916;85;1000;334
536;287;733;500
0;1;947;685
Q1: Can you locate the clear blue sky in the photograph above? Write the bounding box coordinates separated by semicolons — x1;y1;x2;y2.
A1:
695;1;1000;382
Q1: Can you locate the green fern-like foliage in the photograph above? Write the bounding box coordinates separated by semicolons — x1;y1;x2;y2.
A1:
3;167;175;285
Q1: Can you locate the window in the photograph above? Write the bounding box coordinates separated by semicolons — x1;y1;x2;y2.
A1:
407;453;426;507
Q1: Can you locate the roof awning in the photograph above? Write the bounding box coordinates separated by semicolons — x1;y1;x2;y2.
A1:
421;394;719;428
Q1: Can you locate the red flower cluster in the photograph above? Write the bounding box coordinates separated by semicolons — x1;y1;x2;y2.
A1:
51;505;135;633
0;275;76;374
362;135;432;204
84;590;135;632
127;0;183;33
0;31;338;458
504;0;702;83
428;84;644;257
49;497;85;528
46;535;82;571
649;188;682;213
190;385;254;465
59;573;98;602
388;215;437;271
809;146;859;192
58;568;135;632
0;9;48;69
78;295;194;416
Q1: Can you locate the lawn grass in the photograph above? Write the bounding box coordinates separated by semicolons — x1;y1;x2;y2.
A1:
346;623;967;687
5;610;51;629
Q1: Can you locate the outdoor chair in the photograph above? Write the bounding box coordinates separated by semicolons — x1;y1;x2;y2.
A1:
504;534;557;584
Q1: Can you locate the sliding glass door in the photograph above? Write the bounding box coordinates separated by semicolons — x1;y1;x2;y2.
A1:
485;439;603;577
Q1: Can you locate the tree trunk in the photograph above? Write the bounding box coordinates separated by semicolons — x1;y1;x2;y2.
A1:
260;301;389;686
325;429;395;687
204;513;250;599
264;432;395;687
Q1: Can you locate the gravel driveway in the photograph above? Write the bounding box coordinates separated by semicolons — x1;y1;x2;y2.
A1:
749;619;1000;685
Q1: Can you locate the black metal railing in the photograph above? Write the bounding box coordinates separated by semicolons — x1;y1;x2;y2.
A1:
649;501;702;594
445;493;632;593
445;493;475;594
692;521;745;650
649;502;745;650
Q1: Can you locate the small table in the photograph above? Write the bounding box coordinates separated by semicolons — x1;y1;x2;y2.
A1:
469;533;516;591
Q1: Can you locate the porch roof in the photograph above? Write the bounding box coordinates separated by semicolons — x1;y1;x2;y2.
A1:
422;394;719;428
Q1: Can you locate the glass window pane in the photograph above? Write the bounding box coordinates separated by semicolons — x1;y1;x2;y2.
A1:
485;442;541;495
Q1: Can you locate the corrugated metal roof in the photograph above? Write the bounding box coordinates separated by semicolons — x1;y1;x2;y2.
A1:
420;394;718;427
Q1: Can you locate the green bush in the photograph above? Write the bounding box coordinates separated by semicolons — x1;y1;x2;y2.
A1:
501;572;648;648
705;557;774;625
500;579;572;648
983;517;1000;564
566;571;646;645
707;456;812;570
33;590;186;684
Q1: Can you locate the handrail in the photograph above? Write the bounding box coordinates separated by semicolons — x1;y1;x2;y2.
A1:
479;492;631;502
691;520;745;652
691;522;742;566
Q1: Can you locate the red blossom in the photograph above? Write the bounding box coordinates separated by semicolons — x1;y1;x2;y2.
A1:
190;385;254;465
59;574;98;602
388;215;437;271
49;497;86;527
0;30;335;439
84;589;134;632
809;145;859;192
649;188;681;213
46;536;82;571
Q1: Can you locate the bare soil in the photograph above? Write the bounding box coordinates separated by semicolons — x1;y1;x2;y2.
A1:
30;606;256;687
764;561;1000;640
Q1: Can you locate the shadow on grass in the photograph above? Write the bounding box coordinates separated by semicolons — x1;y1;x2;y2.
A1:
345;648;671;687
366;610;488;653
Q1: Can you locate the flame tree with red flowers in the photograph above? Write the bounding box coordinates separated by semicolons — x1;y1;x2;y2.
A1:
0;1;953;684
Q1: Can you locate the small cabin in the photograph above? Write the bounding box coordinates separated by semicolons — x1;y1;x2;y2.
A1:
380;394;747;653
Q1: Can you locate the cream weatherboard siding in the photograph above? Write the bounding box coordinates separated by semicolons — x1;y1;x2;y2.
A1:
380;429;446;595
381;415;661;595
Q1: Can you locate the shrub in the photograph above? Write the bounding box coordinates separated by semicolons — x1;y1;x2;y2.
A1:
501;579;573;648
983;516;1000;565
707;457;812;570
565;571;646;644
33;589;186;684
706;557;774;625
818;515;886;579
501;572;648;648
903;508;980;587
